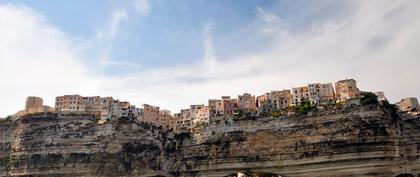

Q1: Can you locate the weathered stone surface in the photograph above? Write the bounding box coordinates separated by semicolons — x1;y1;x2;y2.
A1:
0;106;419;177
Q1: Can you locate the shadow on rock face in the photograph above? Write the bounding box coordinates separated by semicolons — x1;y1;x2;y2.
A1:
395;173;415;177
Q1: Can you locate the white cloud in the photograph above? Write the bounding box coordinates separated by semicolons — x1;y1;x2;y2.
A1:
202;21;217;66
255;6;282;34
110;9;127;38
94;9;128;68
132;0;151;16
0;4;99;117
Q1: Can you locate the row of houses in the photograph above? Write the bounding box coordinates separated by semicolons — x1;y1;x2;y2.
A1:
15;78;419;133
55;95;142;121
14;79;361;132
168;79;361;132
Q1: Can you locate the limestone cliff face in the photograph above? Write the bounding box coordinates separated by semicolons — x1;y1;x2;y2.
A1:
1;106;420;177
180;106;420;177
0;114;172;177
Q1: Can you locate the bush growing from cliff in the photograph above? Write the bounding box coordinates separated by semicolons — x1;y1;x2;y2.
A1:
0;156;12;170
292;98;316;114
174;132;191;142
381;100;398;119
270;110;281;117
360;92;378;106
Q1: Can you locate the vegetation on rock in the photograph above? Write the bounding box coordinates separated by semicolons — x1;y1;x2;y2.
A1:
174;132;191;142
292;98;316;114
360;92;379;106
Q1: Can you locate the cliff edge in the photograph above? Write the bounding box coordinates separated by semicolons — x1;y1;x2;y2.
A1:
1;106;419;177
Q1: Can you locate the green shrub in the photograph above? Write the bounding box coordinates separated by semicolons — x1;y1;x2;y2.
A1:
270;110;281;117
0;156;12;170
174;132;191;142
6;157;12;170
292;98;316;114
382;100;398;118
232;116;240;122
360;92;378;106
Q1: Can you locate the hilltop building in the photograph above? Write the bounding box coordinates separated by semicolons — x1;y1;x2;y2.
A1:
396;97;419;111
222;96;239;118
375;92;387;101
238;93;256;112
292;86;310;105
257;90;292;114
25;96;43;113
209;99;224;118
307;83;335;104
173;104;205;132
15;96;54;117
335;79;360;102
256;94;267;108
196;106;209;124
141;104;160;124
55;95;141;121
209;96;243;119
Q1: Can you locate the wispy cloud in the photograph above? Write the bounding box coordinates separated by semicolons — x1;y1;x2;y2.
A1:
0;4;98;116
255;6;282;34
202;21;217;66
93;0;152;74
110;9;127;38
132;0;151;16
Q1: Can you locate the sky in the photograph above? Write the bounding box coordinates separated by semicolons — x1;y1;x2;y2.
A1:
0;0;419;117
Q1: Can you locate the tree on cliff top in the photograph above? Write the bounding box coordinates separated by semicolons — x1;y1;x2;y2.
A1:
360;92;378;106
292;98;316;114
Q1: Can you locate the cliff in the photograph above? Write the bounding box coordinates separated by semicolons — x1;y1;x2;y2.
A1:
1;106;419;177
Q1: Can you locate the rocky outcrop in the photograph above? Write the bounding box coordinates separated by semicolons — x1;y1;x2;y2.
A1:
179;106;420;177
0;113;172;177
1;106;419;177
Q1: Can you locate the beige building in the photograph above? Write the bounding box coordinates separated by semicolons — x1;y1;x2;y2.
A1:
257;90;292;113
319;83;335;104
118;101;131;117
196;106;209;124
335;79;360;102
15;96;54;117
55;95;142;121
396;97;419;111
190;105;204;125
55;95;83;111
157;110;172;130
141;104;160;124
172;104;210;132
174;108;193;132
308;83;335;104
292;86;310;105
209;99;224;118
222;96;239;118
276;90;293;109
238;93;256;112
25;96;44;113
256;94;267;108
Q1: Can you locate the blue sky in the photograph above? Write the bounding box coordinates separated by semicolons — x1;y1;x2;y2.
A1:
11;0;278;73
0;0;420;117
